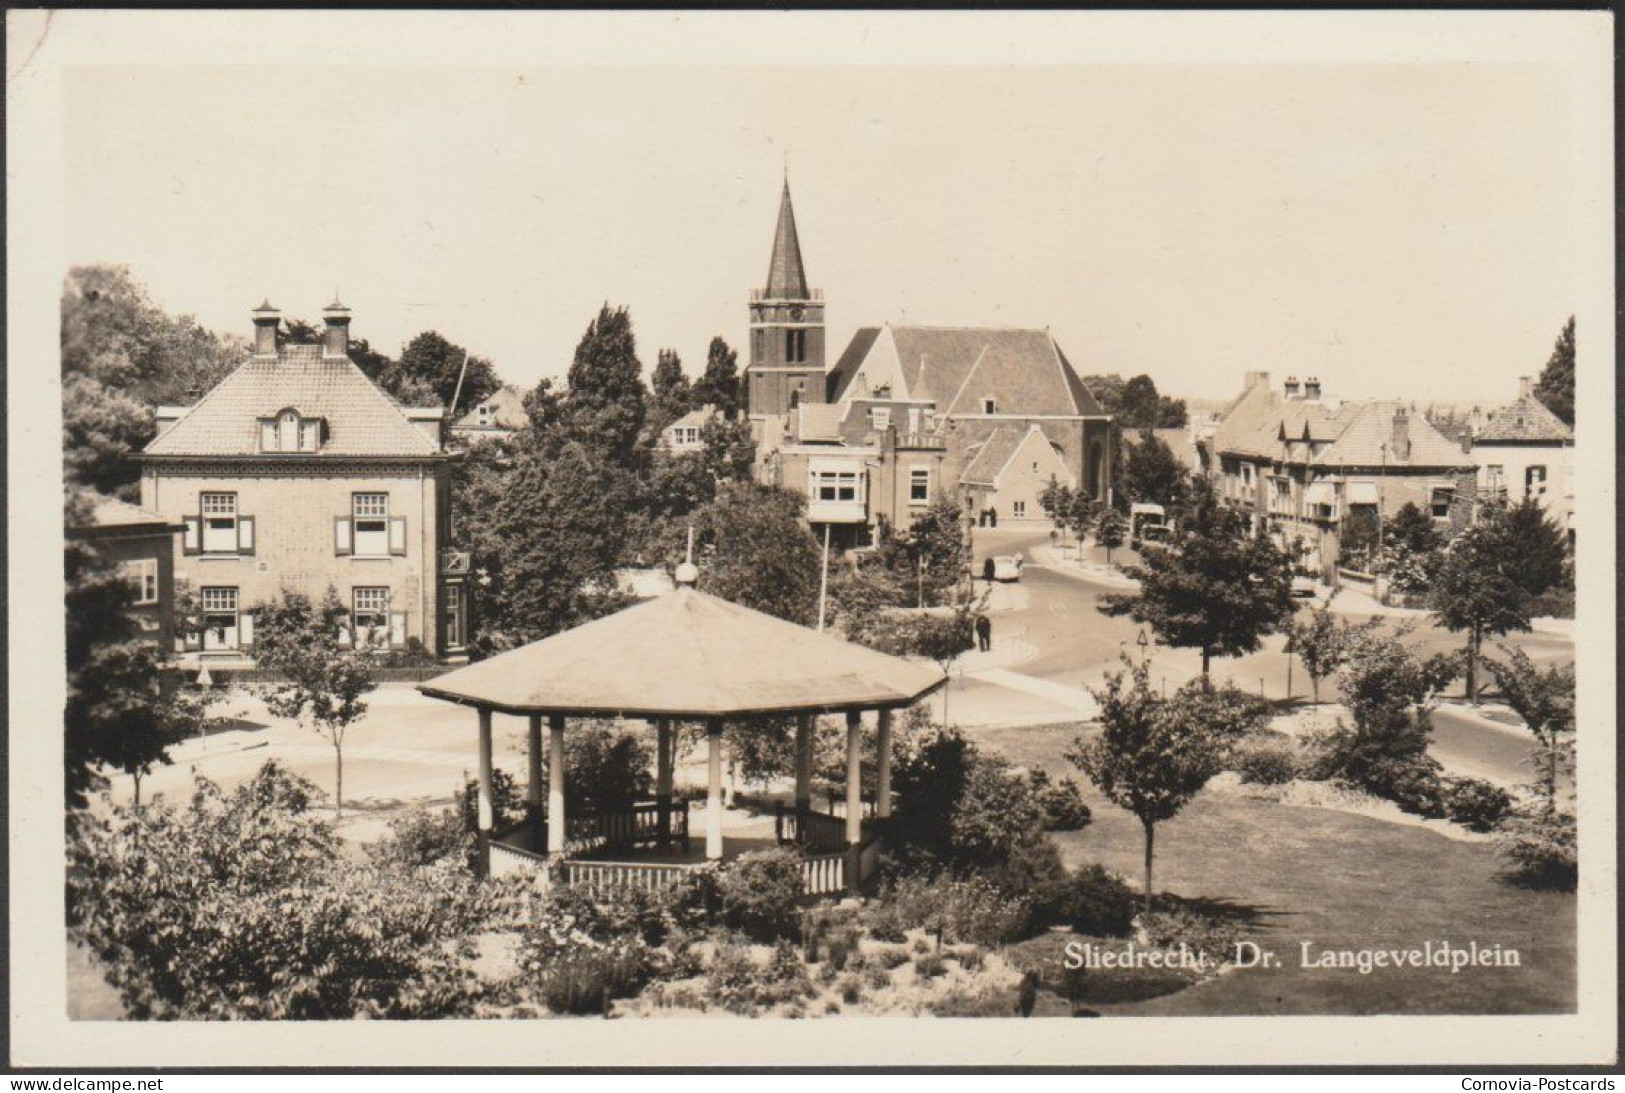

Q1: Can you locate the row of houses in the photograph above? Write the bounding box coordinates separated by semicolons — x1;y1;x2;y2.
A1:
1196;370;1573;578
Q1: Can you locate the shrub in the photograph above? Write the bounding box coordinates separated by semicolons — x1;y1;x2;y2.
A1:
713;848;805;943
986;837;1071;931
838;974;863;1004
878;873;1033;947
1230;736;1299;786
369;807;471;870
1066;865;1139;938
1141;905;1243;964
1367;755;1447;818
1441;776;1513;833
66;763;492;1020
1499;807;1577;890
536;939;655;1016
891;727;1048;870
1026;769;1092;831
705;939;815;1016
1525;588;1575;620
913;952;948;980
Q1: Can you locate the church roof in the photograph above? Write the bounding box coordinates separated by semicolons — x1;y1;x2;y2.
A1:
1475;393;1573;444
143;344;443;459
419;584;946;718
827;325;1104;418
764;180;812;300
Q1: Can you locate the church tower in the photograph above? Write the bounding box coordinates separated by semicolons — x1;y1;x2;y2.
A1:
746;178;826;418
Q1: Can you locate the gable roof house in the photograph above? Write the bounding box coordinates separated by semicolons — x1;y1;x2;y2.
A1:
449;384;527;444
1466;376;1574;538
1205;371;1478;578
136;300;470;665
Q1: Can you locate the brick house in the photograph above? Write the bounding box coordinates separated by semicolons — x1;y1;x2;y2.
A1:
1204;372;1477;578
67;495;184;652
1465;376;1574;543
746;181;1112;545
136;301;469;664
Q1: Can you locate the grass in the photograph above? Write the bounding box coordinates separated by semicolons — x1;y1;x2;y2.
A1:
979;729;1577;1017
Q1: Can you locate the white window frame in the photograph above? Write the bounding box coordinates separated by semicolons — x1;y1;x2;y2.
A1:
811;470;861;503
909;467;932;504
1013;500;1027;518
122;559;160;605
353;586;391;649
352;493;390;558
200;492;239;554
871;407;892;431
201;586;239;651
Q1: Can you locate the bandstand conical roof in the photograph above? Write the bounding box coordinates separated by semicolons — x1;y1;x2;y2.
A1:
419;586;947;719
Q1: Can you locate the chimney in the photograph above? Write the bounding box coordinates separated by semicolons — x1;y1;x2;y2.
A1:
252;300;280;357
1518;375;1533;398
1304;376;1322;400
1391;406;1411;462
1284;375;1301;399
322;297;352;359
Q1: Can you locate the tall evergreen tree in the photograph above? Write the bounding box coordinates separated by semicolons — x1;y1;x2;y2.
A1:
562;305;649;463
1532;316;1575;426
649;348;692;430
692;336;742;420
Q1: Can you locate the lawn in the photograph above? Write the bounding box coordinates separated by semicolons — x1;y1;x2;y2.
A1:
976;725;1577;1016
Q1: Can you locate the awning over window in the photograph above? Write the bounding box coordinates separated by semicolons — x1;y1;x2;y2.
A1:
1345;481;1380;505
1303;481;1336;505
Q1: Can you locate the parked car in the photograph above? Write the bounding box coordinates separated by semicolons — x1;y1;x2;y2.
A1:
991;554;1024;582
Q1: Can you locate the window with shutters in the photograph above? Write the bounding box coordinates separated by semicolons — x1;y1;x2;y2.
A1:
121;559;160;605
353;587;390;648
353;493;390;557
201;586;239;650
201;492;240;554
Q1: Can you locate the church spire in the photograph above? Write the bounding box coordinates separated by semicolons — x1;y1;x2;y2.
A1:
764;178;810;300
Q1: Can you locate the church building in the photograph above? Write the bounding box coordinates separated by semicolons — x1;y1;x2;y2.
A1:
747;180;1114;546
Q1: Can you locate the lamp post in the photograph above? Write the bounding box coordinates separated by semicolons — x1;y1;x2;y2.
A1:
1136;628;1150;669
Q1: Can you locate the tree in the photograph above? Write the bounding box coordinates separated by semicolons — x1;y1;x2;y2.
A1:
64;496;172;808
1339;507;1381;570
252;588;378;819
477;440;633;649
1095;507;1126;565
61;266;242;495
674;482;822;625
1039;477;1074;544
692;336;742;420
1495;497;1570;599
1122;430;1190;511
559;304;649;465
385;331;501;413
1532;316;1574;426
892;724;1048;872
1285;606;1377;704
1084;372;1186;429
1485;646;1575;813
1069;660;1261;914
1431;512;1533;704
1374;501;1443;596
648;348;692;430
901;496;971;606
1100;479;1294;681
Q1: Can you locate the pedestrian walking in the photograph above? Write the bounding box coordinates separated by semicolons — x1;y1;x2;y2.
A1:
974;612;992;653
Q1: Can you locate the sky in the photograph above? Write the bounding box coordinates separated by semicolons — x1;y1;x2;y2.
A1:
64;63;1578;404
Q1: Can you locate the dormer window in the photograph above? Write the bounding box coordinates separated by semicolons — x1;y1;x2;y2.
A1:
982;397;997;415
259;409;322;453
871;407;892;431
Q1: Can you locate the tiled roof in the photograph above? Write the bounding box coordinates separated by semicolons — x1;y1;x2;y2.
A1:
84;495;174;529
452;385;527;430
829;325;1102;418
144;345;442;458
960;426;1023;486
1311;401;1472;468
666;406;717;432
1475;394;1573;443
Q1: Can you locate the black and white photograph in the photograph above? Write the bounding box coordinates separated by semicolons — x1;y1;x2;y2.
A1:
6;8;1615;1071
